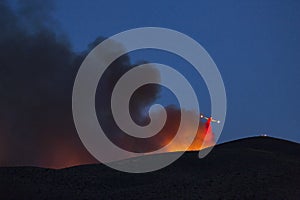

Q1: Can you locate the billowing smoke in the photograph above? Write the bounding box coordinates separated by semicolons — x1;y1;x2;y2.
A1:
0;0;96;168
0;0;214;168
0;0;161;168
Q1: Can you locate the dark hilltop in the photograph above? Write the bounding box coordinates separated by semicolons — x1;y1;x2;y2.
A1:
0;136;299;199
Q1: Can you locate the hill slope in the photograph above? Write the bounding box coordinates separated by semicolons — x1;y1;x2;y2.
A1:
0;136;299;199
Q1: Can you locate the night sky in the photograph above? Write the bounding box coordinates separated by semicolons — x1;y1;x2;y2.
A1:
0;0;299;168
54;0;300;142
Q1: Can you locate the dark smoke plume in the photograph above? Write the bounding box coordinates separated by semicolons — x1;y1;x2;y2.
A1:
0;0;161;168
0;0;211;168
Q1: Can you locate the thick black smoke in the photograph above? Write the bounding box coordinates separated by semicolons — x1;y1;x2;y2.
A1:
0;0;161;168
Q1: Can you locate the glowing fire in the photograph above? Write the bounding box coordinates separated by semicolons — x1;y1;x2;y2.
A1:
154;108;216;153
164;121;215;152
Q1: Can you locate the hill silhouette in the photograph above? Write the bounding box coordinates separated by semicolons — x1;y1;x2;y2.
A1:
0;136;299;199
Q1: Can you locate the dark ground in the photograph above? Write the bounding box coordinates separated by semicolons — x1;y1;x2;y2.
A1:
0;136;299;200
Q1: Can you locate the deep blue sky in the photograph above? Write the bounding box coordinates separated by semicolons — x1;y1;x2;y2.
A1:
53;0;300;143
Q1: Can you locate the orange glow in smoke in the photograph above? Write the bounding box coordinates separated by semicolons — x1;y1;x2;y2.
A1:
164;121;215;152
156;109;216;153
